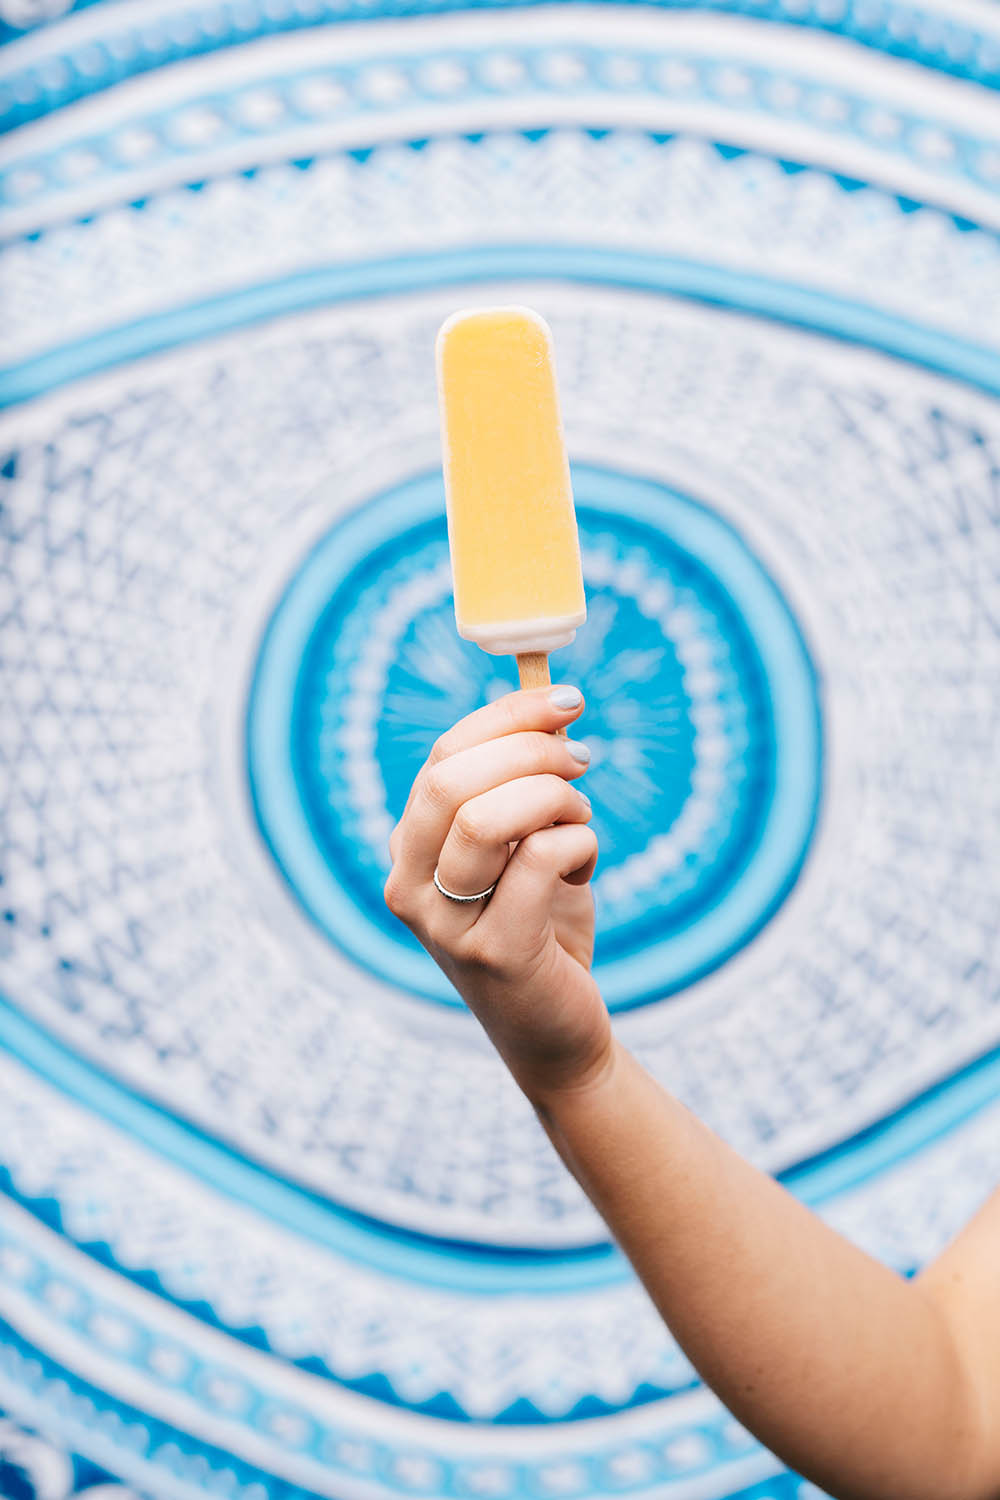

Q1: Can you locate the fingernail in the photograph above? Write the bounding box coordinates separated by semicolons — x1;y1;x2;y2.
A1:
549;685;583;710
566;740;591;765
576;789;592;809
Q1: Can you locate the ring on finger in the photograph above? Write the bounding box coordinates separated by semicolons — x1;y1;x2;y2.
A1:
433;865;497;903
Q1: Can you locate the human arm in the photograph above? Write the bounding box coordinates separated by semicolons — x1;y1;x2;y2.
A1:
534;1037;998;1500
384;687;1000;1499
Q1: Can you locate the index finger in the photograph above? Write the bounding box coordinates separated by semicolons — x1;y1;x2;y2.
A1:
395;684;585;827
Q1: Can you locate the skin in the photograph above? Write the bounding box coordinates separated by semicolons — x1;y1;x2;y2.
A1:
384;687;1000;1499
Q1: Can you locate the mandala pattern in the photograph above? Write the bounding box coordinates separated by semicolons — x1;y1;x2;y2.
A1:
1;2;1000;1498
248;468;819;1008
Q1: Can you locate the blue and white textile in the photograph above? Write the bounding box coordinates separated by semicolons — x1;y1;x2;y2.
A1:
2;1;1000;1496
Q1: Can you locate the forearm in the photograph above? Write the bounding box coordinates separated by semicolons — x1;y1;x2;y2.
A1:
531;1040;989;1500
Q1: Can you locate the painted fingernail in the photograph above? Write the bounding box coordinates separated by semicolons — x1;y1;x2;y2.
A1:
566;740;591;765
576;789;592;809
548;685;583;710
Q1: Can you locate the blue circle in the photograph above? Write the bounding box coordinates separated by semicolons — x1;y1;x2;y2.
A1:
247;466;822;1009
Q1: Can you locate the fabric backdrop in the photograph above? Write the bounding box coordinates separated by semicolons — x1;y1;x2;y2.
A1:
2;1;1000;1497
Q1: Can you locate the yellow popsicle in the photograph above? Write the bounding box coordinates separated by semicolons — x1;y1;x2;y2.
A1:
436;307;586;662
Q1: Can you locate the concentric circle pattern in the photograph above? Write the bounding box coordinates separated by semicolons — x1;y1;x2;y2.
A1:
1;2;1000;1499
248;468;820;1009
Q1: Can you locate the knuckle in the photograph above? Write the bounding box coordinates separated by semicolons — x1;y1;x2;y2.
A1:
533;774;574;814
383;871;403;915
383;870;412;920
421;766;454;813
569;795;593;826
428;731;454;767
515;829;550;870
539;729;571;763
452;802;486;849
510;731;557;774
497;693;524;733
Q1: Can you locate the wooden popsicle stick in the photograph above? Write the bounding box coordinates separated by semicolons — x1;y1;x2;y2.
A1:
517;651;566;736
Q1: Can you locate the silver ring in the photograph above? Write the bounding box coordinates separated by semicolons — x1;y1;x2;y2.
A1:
433;866;497;903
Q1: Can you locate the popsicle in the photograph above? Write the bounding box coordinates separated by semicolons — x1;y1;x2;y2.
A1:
435;306;586;696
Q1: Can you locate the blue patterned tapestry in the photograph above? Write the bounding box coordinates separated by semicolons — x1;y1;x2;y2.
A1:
2;1;1000;1496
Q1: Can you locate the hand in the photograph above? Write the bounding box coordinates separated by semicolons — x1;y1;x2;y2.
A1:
384;686;613;1102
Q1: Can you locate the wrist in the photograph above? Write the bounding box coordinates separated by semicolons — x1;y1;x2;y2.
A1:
520;1032;623;1122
